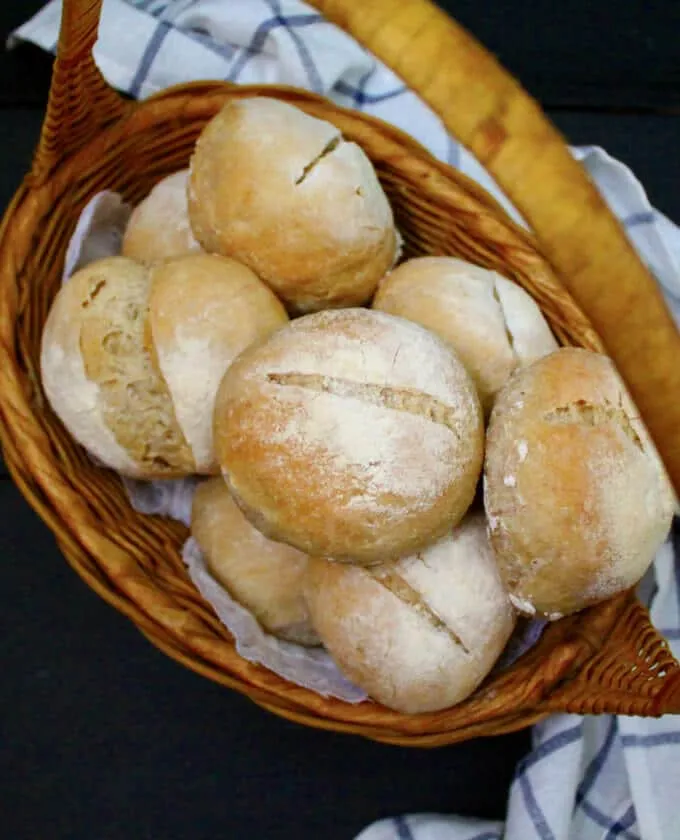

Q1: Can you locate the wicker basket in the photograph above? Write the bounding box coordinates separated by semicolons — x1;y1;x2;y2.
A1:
1;0;679;747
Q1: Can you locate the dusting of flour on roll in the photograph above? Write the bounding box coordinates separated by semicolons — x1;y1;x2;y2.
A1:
147;253;288;472
373;256;558;413
122;170;202;264
40;254;288;478
304;513;515;713
484;348;675;618
214;308;484;565
188;97;398;313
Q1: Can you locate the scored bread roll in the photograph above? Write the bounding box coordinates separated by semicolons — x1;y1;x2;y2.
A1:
484;348;676;619
304;513;516;713
122;170;202;264
214;308;484;564
192;478;319;645
40;254;288;478
373;257;558;412
188;97;398;313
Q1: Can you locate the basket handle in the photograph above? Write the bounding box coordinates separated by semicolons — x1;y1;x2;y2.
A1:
31;0;130;180
309;0;680;496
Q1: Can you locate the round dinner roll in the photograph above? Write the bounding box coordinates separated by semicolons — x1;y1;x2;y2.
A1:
188;97;398;313
192;478;319;645
304;513;516;713
373;257;558;412
122;170;202;264
484;348;676;619
41;254;288;478
214;308;484;564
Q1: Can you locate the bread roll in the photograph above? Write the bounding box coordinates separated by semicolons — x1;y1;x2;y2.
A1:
484;348;675;619
148;253;288;471
122;170;202;264
373;257;558;412
304;513;515;713
41;254;288;478
188;97;398;313
214;308;484;564
192;478;319;645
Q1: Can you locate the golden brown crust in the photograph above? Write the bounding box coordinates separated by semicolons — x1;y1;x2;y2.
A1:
188;97;397;313
373;257;557;412
484;348;675;618
122;170;202;264
192;478;319;645
214;308;484;564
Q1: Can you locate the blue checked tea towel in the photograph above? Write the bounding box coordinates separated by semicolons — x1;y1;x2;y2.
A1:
11;3;680;838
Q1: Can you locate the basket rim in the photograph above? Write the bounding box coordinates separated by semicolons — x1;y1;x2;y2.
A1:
0;81;672;745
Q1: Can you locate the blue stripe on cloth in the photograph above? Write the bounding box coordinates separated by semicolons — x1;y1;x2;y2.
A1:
604;805;638;839
575;717;618;805
264;0;323;91
622;211;656;228
468;832;501;840
333;79;407;105
621;732;680;747
446;133;460;168
148;0;166;10
518;771;556;840
394;816;414;840
227;12;324;82
165;0;200;12
341;66;374;109
579;799;640;840
129;20;173;97
516;723;583;775
178;26;236;62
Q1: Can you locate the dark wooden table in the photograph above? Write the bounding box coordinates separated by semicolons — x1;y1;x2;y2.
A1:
2;3;679;839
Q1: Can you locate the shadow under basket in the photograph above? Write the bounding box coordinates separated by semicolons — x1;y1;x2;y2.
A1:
0;0;679;746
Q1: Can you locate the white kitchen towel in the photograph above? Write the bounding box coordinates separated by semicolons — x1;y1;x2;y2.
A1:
11;3;680;839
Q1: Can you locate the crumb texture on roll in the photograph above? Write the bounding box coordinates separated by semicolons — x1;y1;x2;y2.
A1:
214;308;484;564
41;256;194;477
122;170;202;264
373;257;558;412
484;348;676;618
304;513;515;713
148;253;288;472
40;254;287;478
188;97;397;313
192;478;319;645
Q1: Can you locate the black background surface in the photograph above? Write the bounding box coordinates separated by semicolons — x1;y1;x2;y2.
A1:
1;2;678;839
